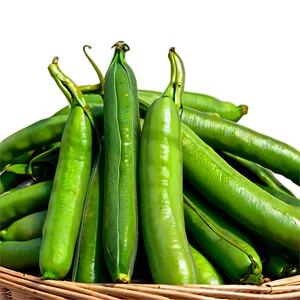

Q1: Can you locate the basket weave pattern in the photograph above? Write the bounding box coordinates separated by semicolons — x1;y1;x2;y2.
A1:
1;267;300;300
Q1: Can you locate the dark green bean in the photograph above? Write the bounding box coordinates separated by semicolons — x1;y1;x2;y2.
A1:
263;255;299;280
219;152;296;196
254;183;300;207
181;106;300;185
0;238;42;271
1;210;47;241
0;180;53;229
0;105;103;172
181;122;300;251
183;187;263;284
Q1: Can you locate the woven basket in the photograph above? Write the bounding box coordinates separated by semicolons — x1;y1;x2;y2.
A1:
1;266;300;300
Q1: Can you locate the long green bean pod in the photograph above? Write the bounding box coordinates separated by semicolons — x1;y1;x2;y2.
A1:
183;187;263;284
102;41;139;283
254;183;300;207
39;58;93;280
0;101;102;175
181;122;300;251
181;107;300;186
0;180;53;230
220;152;296;196
139;48;197;284
1;210;47;241
138;89;248;122
72;147;108;283
138;92;300;252
0;238;42;271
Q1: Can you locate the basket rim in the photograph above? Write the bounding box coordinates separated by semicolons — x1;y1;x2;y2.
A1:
1;266;300;300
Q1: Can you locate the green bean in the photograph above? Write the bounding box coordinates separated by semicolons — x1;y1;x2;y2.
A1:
181;107;300;185
102;41;139;283
254;183;300;207
138;89;248;122
1;210;47;241
72;148;108;283
139;48;197;284
183;188;263;284
0;238;42;271
220;152;296;196
181;122;300;251
138;89;300;252
0;180;53;229
39;58;93;280
189;244;225;285
0;104;102;172
263;255;299;280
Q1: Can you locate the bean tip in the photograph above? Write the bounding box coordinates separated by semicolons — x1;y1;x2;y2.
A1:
115;273;130;284
81;43;93;52
52;56;59;64
170;47;176;53
111;41;130;52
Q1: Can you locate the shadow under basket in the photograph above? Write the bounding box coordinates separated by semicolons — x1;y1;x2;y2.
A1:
1;267;300;300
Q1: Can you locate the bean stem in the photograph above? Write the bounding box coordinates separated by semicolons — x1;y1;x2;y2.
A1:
79;82;101;93
79;45;104;95
162;47;184;114
48;58;101;148
47;56;72;105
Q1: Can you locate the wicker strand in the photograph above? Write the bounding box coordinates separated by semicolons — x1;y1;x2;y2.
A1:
262;275;300;287
111;284;227;300
0;279;65;300
75;282;170;300
0;272;115;300
1;266;300;300
1;268;168;300
149;284;300;299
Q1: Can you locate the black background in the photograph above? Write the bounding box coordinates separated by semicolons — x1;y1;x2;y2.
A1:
0;30;300;144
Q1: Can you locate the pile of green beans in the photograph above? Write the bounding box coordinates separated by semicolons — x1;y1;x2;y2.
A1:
0;41;299;287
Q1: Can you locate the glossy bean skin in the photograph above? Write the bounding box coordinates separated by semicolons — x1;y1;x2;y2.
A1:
0;238;42;271
102;42;139;283
182;122;300;251
0;210;47;241
263;255;299;280
72;150;108;283
181;107;300;185
140;96;197;284
219;152;295;196
254;183;300;207
0;103;103;172
138;90;248;122
0;116;67;171
0;180;53;229
183;187;263;284
189;244;224;285
39;105;92;280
